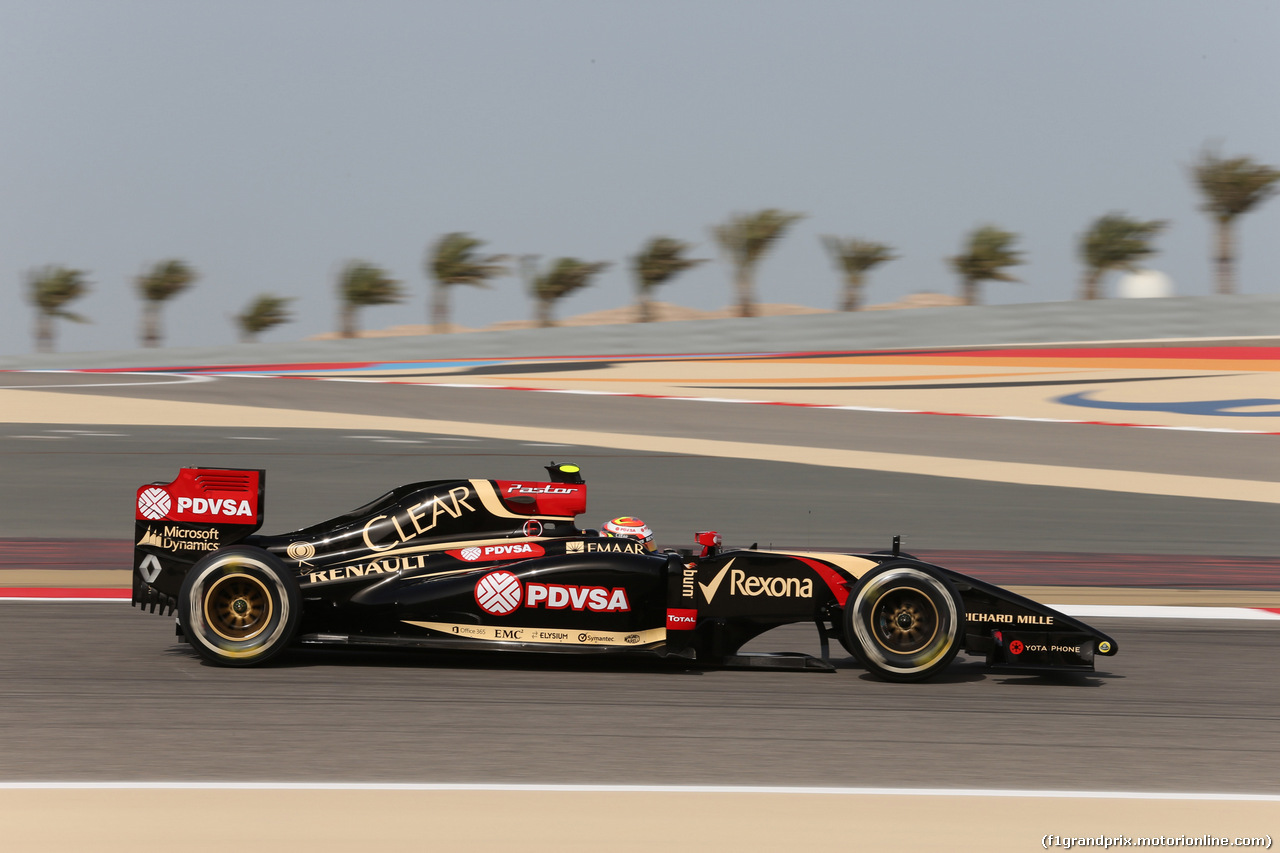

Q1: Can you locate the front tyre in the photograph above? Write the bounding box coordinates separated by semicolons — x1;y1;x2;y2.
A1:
179;546;301;667
844;563;964;682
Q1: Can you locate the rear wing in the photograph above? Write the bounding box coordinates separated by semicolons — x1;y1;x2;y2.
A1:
133;468;265;614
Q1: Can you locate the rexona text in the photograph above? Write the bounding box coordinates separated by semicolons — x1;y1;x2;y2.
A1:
729;569;813;598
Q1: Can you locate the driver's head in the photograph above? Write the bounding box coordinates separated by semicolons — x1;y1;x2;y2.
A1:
601;516;656;552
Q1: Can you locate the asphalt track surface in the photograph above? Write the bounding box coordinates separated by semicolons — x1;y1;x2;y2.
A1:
2;369;1279;803
2;422;1279;556
4;604;1280;794
1;371;1276;554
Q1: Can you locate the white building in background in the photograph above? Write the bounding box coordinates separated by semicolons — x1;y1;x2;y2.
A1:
1117;269;1174;298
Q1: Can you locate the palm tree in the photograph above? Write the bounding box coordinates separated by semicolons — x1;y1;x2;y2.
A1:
235;294;293;342
1191;148;1280;295
426;232;508;333
27;266;89;353
1078;213;1167;300
525;257;610;327
821;237;897;311
136;259;197;348
337;261;402;338
949;225;1023;306
712;209;804;317
632;237;705;322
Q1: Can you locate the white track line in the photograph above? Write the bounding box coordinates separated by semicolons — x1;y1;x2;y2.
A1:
0;372;214;389
1053;604;1280;620
0;782;1276;800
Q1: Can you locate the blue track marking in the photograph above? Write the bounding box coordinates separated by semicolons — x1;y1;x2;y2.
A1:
1057;391;1280;417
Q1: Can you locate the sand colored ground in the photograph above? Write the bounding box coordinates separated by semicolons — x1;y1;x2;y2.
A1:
274;348;1280;432
0;569;127;588
3;788;1276;853
460;370;1280;432
2;387;1275;504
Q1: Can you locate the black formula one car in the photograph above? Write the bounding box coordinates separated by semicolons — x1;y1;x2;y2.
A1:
132;464;1117;681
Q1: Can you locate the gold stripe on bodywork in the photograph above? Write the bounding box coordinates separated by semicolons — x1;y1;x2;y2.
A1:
752;550;880;579
403;621;665;647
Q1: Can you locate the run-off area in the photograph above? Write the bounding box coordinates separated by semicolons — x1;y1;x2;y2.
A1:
1;424;1276;555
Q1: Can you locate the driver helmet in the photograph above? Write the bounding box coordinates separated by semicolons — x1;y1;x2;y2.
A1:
601;516;656;552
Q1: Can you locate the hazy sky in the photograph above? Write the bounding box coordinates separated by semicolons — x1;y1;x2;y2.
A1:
2;1;1277;356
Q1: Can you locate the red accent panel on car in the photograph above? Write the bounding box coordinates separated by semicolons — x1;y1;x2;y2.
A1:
792;556;852;606
493;481;587;518
136;468;262;523
446;543;546;563
666;608;697;630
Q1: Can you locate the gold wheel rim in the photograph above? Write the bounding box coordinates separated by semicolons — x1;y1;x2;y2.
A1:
204;572;273;642
870;586;939;655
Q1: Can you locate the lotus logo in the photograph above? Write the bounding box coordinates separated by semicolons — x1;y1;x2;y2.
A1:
287;542;316;562
460;547;483;561
137;488;171;521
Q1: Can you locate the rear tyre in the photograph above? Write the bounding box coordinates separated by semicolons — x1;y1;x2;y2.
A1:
843;563;964;682
179;546;300;667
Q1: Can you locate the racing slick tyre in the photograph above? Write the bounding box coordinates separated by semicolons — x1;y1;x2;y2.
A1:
843;563;965;682
179;546;301;667
832;553;919;658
